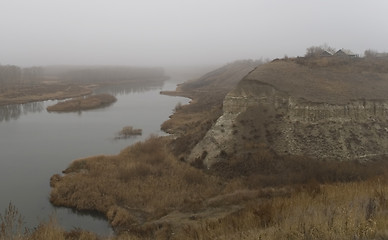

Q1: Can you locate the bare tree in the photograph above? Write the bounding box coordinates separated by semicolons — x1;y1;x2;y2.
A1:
305;44;336;57
0;65;22;91
364;49;388;58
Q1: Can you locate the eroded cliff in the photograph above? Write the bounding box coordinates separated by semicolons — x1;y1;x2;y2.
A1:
189;58;388;167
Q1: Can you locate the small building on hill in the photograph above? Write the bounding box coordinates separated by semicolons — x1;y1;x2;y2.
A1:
335;49;359;58
320;50;333;57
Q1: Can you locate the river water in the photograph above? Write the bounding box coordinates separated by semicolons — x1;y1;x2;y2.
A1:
0;79;188;236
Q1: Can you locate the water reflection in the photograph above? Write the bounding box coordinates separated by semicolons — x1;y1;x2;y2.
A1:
0;79;189;235
0;80;165;122
94;80;165;96
0;102;45;122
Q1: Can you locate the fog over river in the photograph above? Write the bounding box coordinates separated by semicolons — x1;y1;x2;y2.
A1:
0;79;189;236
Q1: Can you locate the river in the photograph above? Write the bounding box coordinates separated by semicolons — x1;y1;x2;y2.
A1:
0;78;189;236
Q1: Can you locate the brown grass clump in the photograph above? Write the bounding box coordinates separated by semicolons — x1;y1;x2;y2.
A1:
28;216;66;240
50;136;225;235
50;134;388;239
46;94;116;112
0;203;100;240
116;126;142;139
10;175;388;239
29;219;100;240
210;143;388;188
169;178;388;240
0;203;24;240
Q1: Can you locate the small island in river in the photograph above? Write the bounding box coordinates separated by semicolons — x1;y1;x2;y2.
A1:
46;94;117;112
115;126;142;139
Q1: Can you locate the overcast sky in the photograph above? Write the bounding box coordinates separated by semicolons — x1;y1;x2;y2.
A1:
1;0;388;67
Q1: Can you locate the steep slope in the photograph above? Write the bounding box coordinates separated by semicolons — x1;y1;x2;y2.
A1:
179;60;260;92
162;60;263;158
189;57;388;166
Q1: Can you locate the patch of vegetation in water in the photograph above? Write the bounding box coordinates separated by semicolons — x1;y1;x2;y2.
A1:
115;126;142;139
46;94;117;112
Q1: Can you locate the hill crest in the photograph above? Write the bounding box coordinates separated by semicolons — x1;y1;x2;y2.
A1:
188;57;388;165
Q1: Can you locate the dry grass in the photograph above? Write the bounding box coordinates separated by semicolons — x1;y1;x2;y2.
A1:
8;173;388;239
161;81;227;157
162;60;261;157
169;178;388;240
0;204;99;240
0;83;92;106
50;136;226;234
49;134;388;239
247;57;388;104
46;94;117;112
44;58;388;239
210;146;388;188
162;103;222;157
27;218;100;240
116;126;142;139
0;203;24;240
0;65;167;107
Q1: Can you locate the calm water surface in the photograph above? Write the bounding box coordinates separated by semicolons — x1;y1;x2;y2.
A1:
0;79;188;236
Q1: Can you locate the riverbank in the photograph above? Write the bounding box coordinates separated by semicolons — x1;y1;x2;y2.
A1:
47;62;253;236
47;60;388;239
46;94;117;112
8;174;388;239
47;60;266;236
48;131;388;239
0;76;184;236
0;64;168;107
0;82;93;106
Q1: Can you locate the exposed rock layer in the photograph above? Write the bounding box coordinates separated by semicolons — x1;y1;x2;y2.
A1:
189;59;388;167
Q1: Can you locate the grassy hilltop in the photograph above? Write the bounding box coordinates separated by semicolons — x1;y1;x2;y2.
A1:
247;56;388;104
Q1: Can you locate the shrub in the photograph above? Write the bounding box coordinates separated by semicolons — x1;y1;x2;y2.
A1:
183;169;205;185
0;203;24;240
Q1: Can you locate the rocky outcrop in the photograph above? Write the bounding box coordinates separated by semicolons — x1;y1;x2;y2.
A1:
189;59;388;167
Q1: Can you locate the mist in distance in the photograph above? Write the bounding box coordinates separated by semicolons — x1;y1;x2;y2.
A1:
1;0;388;67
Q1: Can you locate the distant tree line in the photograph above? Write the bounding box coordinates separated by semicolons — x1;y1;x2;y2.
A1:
0;65;43;91
364;49;388;58
59;66;167;84
0;64;168;90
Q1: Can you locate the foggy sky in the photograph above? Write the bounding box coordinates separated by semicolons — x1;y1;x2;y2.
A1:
1;0;388;67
